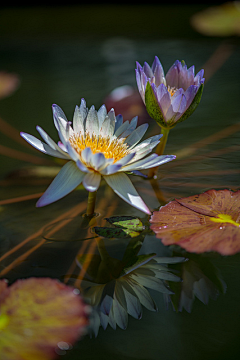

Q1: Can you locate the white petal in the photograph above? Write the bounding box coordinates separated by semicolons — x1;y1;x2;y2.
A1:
99;115;111;137
66;142;80;162
36;126;58;150
82;172;101;192
103;173;151;214
131;134;162;151
107;108;116;136
52;104;68;132
97;104;107;128
127;140;160;164
114;114;123;132
114;120;129;138
114;152;136;167
135;155;176;170
58;141;67;152
80;147;92;165
73;105;84;134
123;154;175;171
55;116;73;146
36;161;85;207
100;164;122;175
76;159;89;173
20;132;70;160
79;98;88;121
127;135;162;163
85;105;99;136
122;153;158;171
90;152;107;171
124;123;149;147
119;116;138;138
130;115;138;129
88;152;116;173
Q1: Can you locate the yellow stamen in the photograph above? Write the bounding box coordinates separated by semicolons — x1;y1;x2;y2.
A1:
167;86;177;97
210;213;240;227
69;132;130;164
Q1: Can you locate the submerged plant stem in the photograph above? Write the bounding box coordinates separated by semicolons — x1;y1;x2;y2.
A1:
148;127;170;178
86;191;97;217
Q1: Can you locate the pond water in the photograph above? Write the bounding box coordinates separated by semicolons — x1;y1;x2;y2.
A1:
0;5;240;360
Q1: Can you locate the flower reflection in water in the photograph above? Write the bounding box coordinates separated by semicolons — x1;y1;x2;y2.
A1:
75;237;185;336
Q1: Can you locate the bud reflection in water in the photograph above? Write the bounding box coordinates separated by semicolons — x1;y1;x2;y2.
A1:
167;252;227;313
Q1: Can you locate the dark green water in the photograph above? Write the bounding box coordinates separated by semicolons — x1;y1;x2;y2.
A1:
0;5;240;360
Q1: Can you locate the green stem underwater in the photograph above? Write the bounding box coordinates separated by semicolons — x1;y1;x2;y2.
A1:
86;191;97;217
148;127;170;179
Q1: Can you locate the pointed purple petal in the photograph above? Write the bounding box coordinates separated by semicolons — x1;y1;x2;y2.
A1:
184;85;198;109
143;61;153;78
165;93;187;122
154;83;171;116
166;62;179;89
152;56;165;87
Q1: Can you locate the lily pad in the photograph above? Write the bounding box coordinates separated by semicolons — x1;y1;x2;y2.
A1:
0;277;89;360
105;216;145;231
150;189;240;255
94;216;145;239
94;226;140;238
191;2;240;36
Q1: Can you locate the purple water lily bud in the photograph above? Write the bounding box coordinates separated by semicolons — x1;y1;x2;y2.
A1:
135;57;205;129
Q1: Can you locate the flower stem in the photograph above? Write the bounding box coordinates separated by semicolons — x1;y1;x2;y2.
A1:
86;191;97;217
148;127;170;179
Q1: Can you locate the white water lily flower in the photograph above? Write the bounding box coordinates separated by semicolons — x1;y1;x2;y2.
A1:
20;99;175;214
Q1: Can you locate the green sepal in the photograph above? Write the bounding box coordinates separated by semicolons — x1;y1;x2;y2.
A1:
181;60;186;66
145;81;167;128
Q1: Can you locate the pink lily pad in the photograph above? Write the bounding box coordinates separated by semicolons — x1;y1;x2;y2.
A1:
150;189;240;255
0;277;89;360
